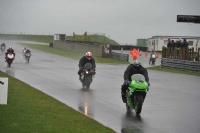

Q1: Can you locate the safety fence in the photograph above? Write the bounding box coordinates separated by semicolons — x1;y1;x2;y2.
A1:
161;58;200;72
110;45;147;52
162;47;200;62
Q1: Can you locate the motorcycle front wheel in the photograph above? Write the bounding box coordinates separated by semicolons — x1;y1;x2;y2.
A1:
134;95;143;115
7;60;12;67
26;57;30;63
84;75;92;89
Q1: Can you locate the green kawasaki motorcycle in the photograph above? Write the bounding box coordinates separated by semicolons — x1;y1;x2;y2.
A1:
126;74;149;115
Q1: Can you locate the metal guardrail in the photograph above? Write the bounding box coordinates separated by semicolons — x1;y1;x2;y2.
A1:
111;52;129;62
161;58;200;72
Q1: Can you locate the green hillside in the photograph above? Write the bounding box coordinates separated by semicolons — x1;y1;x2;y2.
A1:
0;34;53;43
0;33;119;45
67;34;118;45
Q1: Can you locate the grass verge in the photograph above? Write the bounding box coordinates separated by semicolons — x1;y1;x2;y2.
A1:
21;43;129;64
0;71;115;133
147;66;200;76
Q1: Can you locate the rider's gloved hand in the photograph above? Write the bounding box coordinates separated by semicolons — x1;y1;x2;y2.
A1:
124;79;130;86
148;82;150;87
93;68;96;75
79;67;83;71
147;82;150;91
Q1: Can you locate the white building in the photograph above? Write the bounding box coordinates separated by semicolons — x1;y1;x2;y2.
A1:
147;36;200;52
54;34;66;41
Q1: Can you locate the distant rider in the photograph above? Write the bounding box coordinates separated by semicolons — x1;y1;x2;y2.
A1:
22;46;27;56
78;52;96;80
1;42;6;49
25;49;31;55
121;60;150;103
22;46;27;51
149;49;157;64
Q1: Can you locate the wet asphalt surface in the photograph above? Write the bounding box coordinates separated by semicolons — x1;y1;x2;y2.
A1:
1;40;200;133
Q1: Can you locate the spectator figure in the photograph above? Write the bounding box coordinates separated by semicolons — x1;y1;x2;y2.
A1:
171;40;175;58
182;39;189;48
181;39;189;60
167;38;172;58
176;39;182;58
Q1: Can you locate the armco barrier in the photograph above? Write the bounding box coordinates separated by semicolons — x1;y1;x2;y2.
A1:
110;45;148;52
111;51;129;62
161;58;200;72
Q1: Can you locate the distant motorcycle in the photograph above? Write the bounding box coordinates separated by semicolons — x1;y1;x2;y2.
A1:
125;74;149;115
80;63;95;89
6;52;15;67
149;53;156;65
1;45;6;54
24;52;31;63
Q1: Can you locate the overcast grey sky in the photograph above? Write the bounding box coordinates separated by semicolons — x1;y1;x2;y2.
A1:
0;0;200;44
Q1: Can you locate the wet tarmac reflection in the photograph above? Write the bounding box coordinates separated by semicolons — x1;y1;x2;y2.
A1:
78;89;94;117
121;111;145;133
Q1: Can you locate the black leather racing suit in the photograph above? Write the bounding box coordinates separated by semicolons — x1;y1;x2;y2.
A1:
78;56;96;76
121;64;149;103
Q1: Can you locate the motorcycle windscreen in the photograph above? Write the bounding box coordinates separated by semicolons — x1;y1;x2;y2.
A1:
7;53;14;58
84;63;93;69
25;53;30;56
131;74;145;82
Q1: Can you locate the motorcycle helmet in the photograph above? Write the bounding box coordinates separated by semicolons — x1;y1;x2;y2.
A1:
9;46;12;49
133;60;141;71
86;52;92;60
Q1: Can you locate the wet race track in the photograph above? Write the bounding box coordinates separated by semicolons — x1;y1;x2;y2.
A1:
1;40;200;133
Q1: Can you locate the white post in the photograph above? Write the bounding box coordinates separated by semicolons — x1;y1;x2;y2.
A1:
0;78;8;105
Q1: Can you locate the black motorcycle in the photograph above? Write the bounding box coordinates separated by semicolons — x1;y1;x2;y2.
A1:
1;45;6;54
25;52;31;63
80;63;95;89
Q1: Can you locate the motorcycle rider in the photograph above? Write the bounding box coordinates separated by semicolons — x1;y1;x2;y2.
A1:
149;49;157;64
22;46;27;51
121;60;150;103
6;46;15;54
1;42;6;49
22;46;27;56
25;49;31;55
78;52;96;80
5;46;15;61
